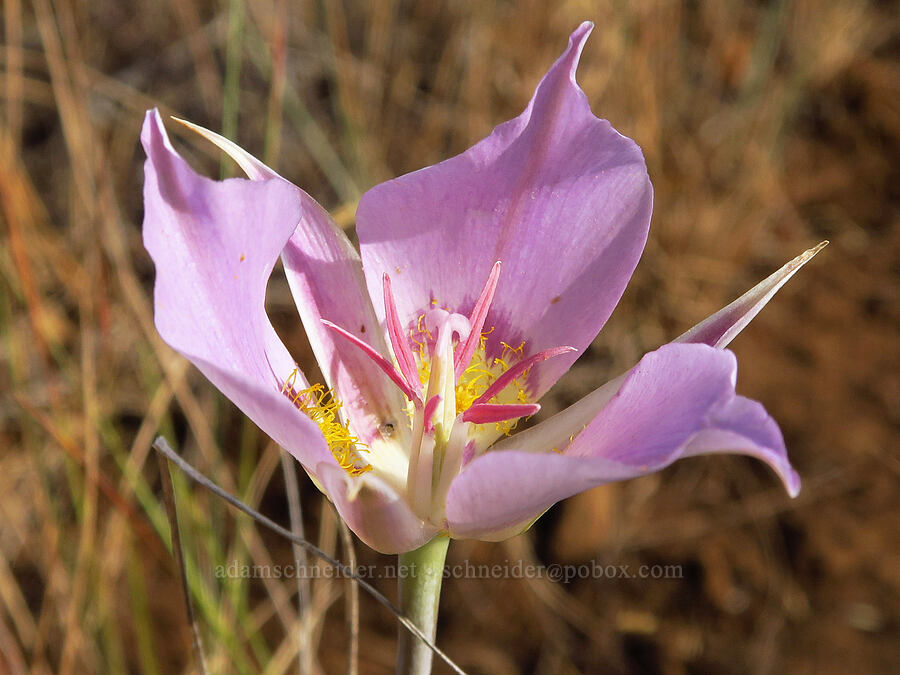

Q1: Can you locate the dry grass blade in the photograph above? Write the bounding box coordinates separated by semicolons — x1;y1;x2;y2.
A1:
0;610;27;675
0;130;54;367
152;437;467;675
13;394;169;564
337;519;359;675
278;449;312;675
1;3;895;672
155;450;210;675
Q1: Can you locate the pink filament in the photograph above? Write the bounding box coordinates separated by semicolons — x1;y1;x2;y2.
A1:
383;273;421;397
472;346;576;406
423;395;441;433
454;261;501;378
461;403;540;425
322;319;422;404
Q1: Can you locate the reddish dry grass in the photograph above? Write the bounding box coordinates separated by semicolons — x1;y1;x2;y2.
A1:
1;1;898;673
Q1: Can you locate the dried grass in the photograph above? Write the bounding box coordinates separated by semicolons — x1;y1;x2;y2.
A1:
1;1;897;673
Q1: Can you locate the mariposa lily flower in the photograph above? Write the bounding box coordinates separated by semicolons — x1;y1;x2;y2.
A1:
142;22;821;555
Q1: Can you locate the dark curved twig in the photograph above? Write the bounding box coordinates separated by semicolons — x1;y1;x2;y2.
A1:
156;451;210;675
153;437;466;675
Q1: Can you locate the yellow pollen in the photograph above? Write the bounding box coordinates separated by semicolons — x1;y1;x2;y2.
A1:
282;370;372;477
412;317;533;434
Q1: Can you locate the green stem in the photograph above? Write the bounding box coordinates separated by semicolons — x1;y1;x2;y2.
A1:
396;536;450;675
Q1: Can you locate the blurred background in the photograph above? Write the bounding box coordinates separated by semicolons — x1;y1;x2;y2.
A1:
1;0;897;673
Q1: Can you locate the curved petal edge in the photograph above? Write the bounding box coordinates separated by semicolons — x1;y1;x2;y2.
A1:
317;463;439;554
141;109;334;471
446;343;798;539
357;23;653;398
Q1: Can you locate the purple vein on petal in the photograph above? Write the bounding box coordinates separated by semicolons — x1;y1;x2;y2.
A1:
489;24;593;260
356;21;652;400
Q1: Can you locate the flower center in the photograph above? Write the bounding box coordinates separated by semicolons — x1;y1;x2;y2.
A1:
321;262;575;524
413;321;532;436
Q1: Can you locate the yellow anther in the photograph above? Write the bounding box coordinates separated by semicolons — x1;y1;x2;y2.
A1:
413;327;533;434
282;370;371;477
499;341;525;358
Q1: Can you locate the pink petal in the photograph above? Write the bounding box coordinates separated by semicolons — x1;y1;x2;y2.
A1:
356;22;652;397
488;244;827;456
445;452;640;540
141;110;333;471
681;394;800;497
283;211;407;444
316;463;439;554
487;372;626;458
445;343;798;539
675;242;828;349
174;115;405;444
